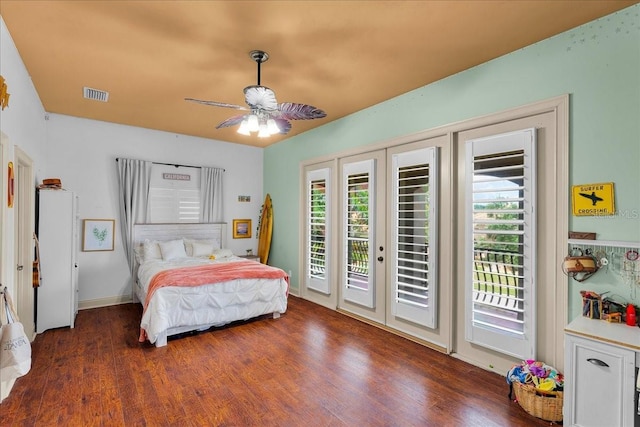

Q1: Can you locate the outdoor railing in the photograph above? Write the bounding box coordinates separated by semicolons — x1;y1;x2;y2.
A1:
310;239;370;276
472;247;522;309
348;239;369;275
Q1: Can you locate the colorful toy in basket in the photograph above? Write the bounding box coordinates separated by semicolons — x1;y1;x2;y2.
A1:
506;359;564;422
506;359;564;391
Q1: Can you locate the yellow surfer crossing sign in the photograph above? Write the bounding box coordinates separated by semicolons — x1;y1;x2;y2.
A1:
572;182;615;216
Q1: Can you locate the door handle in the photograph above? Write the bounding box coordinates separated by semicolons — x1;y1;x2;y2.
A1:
16;265;24;271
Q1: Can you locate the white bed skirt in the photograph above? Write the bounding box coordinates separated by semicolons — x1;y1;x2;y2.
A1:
136;277;288;347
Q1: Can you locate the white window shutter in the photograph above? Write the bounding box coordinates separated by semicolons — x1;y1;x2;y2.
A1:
465;128;537;360
391;147;438;328
305;168;331;294
148;188;200;223
342;159;376;308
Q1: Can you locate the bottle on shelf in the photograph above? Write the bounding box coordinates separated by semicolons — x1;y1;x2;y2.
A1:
625;304;636;326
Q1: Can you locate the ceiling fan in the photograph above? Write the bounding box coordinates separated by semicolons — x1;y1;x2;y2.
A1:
185;50;326;137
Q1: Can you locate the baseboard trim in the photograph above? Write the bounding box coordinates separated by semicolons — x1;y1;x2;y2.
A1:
336;308;448;354
78;295;133;310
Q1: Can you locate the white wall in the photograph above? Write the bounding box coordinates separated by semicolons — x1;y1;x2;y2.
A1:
0;17;47;300
45;114;264;304
0;18;48;177
0;15;49;402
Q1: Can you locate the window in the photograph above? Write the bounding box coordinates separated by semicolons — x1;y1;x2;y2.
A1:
148;188;200;223
147;165;201;223
465;128;536;360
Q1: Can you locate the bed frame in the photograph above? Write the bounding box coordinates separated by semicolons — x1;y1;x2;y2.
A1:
133;222;227;250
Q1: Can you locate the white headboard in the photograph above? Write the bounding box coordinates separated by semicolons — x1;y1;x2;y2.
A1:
133;222;227;249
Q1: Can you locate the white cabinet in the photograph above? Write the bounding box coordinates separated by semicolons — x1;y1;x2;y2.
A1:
36;189;79;333
564;317;638;426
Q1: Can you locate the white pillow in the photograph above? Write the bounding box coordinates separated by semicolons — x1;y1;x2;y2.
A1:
142;240;162;261
211;248;234;259
184;239;221;256
191;241;214;257
159;239;187;261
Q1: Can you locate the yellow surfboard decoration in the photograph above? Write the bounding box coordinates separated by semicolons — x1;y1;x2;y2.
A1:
257;194;273;264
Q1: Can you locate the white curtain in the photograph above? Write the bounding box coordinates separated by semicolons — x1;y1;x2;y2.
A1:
116;158;152;274
200;166;223;222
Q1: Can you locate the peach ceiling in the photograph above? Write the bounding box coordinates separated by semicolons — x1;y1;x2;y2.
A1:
1;1;636;147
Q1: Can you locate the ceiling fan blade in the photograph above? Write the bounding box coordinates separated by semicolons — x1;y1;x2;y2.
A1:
215;114;246;129
185;97;248;110
274;118;292;135
244;86;278;111
278;102;326;120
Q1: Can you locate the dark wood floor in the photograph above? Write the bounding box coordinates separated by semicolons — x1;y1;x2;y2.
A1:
1;296;553;426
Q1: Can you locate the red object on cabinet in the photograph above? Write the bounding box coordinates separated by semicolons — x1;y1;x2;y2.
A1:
626;304;636;326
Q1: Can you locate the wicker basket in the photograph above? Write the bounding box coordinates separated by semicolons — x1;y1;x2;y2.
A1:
513;381;563;422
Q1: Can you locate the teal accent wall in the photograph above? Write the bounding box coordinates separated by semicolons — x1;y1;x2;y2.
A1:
265;5;640;318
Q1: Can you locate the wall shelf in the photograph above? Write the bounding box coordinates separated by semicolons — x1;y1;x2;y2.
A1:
568;239;640;249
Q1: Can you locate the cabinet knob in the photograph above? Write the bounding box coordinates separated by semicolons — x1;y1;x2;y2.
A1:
586;358;609;367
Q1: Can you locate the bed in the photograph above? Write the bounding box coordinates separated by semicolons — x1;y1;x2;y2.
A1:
133;222;288;347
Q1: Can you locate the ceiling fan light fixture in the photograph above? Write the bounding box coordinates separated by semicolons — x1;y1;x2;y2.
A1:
266;118;279;134
237;119;251;135
247;114;260;132
257;123;270;138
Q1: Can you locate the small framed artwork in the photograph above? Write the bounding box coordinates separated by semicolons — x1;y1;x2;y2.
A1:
232;219;252;239
82;219;115;251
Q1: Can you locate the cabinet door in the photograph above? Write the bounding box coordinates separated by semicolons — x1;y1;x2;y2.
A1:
565;334;635;427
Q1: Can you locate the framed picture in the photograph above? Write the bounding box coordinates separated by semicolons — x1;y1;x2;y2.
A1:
82;219;115;251
233;219;252;239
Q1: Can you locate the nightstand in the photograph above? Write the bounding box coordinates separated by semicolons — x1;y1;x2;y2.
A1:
238;255;261;262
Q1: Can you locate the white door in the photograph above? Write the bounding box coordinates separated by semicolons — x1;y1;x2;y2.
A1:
338;150;386;323
389;146;439;329
14;147;35;339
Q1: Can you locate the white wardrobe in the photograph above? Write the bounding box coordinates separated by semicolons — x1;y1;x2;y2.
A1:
36;189;79;333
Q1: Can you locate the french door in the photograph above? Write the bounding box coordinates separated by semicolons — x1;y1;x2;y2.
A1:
336;144;440;330
338;151;386;323
389;146;438;329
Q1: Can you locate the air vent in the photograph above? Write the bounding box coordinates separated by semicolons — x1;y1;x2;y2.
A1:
83;87;109;102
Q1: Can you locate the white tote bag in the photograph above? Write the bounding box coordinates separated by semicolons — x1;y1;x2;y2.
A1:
0;287;31;381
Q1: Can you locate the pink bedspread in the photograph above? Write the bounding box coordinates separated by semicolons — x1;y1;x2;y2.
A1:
139;259;289;342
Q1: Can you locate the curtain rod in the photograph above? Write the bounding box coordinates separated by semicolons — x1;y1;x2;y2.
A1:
115;158;225;171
